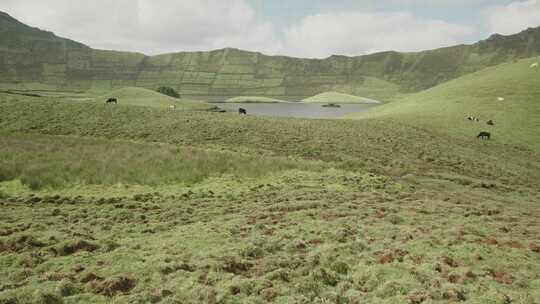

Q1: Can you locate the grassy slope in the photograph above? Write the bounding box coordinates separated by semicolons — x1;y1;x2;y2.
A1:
302;92;381;104
225;96;289;103
329;77;403;103
348;57;540;150
0;85;539;302
96;87;210;110
1;150;537;303
0;92;538;188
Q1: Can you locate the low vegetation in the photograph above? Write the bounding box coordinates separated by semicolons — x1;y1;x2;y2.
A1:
0;60;539;303
1;92;538;187
156;86;180;98
0;134;322;191
0;133;538;303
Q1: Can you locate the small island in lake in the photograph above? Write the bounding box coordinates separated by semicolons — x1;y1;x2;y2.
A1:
321;103;341;108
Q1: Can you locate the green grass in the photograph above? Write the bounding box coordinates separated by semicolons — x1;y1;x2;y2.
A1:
225;96;289;103
0;152;538;303
0;133;323;191
1;12;540;303
0;69;539;302
348;56;540;150
328;76;403;103
1;91;538;190
302;91;381;104
95;87;211;110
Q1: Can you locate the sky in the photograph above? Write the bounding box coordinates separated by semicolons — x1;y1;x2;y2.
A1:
2;0;540;58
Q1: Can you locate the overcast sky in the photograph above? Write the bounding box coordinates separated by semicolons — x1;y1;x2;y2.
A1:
2;0;540;58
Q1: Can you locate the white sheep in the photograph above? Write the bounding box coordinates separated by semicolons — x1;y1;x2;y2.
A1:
497;97;505;101
169;105;176;110
531;62;539;68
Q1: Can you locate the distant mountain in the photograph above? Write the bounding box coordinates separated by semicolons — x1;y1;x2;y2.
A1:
1;11;539;100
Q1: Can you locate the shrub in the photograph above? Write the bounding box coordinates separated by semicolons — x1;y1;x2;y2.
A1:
156;86;180;98
21;175;44;191
53;239;99;256
56;280;81;297
20;166;66;190
388;214;405;225
0;166;18;182
241;244;265;259
330;261;349;275
33;290;64;304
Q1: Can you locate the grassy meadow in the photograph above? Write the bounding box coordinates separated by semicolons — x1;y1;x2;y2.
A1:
0;134;323;193
347;57;540;150
0;59;539;303
95;87;211;110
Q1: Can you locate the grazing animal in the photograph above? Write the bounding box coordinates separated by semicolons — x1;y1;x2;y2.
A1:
238;108;247;115
497;97;505;101
531;62;538;68
169;105;176;111
467;116;480;122
487;120;494;126
106;98;117;104
477;131;491;140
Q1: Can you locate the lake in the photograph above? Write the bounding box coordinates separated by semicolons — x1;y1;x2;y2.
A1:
213;102;380;119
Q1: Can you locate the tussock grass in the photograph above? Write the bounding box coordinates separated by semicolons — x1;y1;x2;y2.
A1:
0;134;321;190
0;168;538;303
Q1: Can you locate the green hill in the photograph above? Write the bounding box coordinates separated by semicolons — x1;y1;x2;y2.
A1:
302;92;381;104
348;57;540;150
1;11;540;101
225;96;288;103
95;87;210;110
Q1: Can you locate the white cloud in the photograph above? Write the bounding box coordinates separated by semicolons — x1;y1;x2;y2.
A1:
283;11;476;58
483;0;540;35
1;0;488;58
383;0;486;6
1;0;282;55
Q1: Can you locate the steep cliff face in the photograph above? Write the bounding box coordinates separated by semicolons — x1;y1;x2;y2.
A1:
1;11;539;99
0;11;88;87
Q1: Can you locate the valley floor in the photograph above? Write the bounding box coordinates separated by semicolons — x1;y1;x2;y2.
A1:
0;92;539;303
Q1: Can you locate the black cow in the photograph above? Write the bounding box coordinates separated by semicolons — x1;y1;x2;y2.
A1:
238;108;247;115
477;131;491;140
487;120;494;126
106;98;117;104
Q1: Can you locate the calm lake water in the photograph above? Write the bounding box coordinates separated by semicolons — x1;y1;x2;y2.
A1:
214;102;380;119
